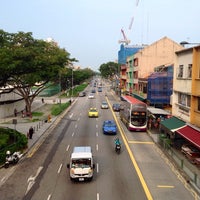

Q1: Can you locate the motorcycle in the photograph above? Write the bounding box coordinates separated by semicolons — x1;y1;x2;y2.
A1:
115;144;121;154
4;151;22;168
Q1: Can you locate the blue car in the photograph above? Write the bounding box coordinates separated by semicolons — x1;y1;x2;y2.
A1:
102;120;117;135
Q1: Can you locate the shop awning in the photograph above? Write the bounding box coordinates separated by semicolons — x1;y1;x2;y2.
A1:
160;116;186;132
176;126;200;149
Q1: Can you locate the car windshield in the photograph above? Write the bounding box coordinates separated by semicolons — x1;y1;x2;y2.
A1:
105;122;115;127
90;109;97;112
72;159;91;168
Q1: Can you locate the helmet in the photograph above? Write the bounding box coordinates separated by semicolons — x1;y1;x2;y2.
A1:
6;150;11;155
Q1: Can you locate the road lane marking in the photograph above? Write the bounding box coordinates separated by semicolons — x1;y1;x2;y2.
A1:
96;132;98;137
157;185;175;188
57;164;63;174
27;142;42;158
96;163;99;173
47;194;51;200
69;113;73;118
66;145;70;151
96;124;98;128
106;97;153;200
128;141;154;144
96;144;99;151
72;132;74;137
97;193;100;200
26;166;43;195
1;177;6;182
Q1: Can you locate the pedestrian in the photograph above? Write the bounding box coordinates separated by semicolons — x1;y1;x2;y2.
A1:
14;108;17;117
42;98;44;103
29;126;34;139
21;110;25;118
48;114;51;122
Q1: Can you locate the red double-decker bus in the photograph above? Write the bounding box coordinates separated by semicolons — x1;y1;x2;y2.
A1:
119;95;147;131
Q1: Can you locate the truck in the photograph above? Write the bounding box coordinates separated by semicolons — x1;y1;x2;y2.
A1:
67;146;95;181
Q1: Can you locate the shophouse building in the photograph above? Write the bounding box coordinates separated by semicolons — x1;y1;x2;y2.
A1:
118;44;144;95
147;65;173;108
172;45;200;128
124;37;184;101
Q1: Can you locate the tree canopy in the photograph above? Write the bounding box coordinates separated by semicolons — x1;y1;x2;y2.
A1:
98;61;120;79
0;30;75;113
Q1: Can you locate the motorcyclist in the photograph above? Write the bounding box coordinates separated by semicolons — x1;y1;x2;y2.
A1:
114;137;121;146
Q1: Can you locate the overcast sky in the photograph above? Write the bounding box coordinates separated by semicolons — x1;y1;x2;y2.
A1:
1;0;199;71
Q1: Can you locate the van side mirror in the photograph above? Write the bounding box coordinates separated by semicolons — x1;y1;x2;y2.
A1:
93;164;95;169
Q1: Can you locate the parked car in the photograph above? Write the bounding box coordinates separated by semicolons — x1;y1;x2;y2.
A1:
88;108;98;118
112;103;121;112
181;144;199;155
79;92;86;97
181;144;200;163
101;101;109;109
102;120;117;135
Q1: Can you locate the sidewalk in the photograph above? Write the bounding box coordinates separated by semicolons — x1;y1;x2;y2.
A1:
0;96;71;159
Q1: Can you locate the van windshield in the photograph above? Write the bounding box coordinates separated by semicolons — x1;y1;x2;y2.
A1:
72;158;91;168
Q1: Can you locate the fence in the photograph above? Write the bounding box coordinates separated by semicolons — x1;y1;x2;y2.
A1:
159;136;200;196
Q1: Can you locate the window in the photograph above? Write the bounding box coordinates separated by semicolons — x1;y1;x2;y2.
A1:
187;64;192;78
134;58;138;66
178;65;183;78
198;97;200;111
178;93;191;107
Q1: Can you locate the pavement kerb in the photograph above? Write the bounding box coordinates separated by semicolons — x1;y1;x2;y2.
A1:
22;97;78;157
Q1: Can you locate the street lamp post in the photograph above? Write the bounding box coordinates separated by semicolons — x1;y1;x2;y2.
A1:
71;67;73;100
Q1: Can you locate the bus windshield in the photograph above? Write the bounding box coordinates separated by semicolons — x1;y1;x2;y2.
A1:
131;111;146;126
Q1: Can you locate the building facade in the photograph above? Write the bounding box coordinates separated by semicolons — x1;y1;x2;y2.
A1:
147;66;173;107
118;44;144;95
124;37;184;100
172;45;200;128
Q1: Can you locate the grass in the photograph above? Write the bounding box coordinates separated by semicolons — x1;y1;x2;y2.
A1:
31;112;43;117
51;102;70;116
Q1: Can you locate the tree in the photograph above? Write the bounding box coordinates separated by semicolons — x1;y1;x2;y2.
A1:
0;30;75;114
60;67;94;91
99;61;120;79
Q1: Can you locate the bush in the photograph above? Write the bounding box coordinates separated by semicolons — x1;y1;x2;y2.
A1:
0;127;28;164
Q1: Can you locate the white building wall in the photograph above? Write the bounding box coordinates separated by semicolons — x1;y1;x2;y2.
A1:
0;91;25;119
172;49;192;122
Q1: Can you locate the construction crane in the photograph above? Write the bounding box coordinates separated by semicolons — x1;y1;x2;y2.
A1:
118;0;140;46
118;28;131;45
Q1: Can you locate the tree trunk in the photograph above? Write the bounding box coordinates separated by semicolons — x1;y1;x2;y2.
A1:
24;96;34;117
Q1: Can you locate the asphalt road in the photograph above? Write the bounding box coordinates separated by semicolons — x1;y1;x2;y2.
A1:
0;83;196;200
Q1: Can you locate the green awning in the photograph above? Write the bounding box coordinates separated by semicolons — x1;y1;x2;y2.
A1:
160;116;186;132
132;93;145;101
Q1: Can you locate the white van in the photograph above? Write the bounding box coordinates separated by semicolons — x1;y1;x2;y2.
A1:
67;146;95;181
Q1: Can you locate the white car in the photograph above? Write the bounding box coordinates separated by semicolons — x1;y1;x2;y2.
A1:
88;93;94;99
101;101;108;109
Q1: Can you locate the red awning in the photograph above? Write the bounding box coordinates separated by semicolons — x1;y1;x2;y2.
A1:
176;126;200;149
